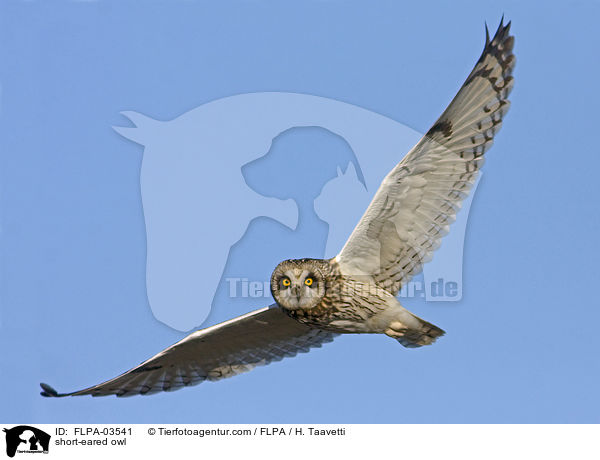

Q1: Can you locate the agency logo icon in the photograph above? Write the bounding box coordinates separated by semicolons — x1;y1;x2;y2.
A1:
2;426;50;457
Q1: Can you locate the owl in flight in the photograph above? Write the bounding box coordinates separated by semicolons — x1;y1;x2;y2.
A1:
40;19;515;398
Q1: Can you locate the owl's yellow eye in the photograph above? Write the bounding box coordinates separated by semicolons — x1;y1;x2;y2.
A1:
282;278;291;287
304;277;313;286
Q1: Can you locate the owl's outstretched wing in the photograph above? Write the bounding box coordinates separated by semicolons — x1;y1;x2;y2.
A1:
336;19;515;295
40;305;337;397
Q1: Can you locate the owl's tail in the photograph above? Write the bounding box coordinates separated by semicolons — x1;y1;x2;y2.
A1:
385;313;445;348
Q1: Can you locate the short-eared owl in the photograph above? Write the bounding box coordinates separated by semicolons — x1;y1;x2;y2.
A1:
41;19;515;398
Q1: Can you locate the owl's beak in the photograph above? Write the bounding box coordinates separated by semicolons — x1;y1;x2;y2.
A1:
291;286;301;301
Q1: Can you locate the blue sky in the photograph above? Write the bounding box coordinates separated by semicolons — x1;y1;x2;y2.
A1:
1;0;599;423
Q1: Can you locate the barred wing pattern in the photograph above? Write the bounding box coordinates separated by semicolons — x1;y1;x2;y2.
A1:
337;19;515;295
40;306;337;397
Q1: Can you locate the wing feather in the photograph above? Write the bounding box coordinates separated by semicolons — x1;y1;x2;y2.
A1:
337;19;515;295
40;306;337;397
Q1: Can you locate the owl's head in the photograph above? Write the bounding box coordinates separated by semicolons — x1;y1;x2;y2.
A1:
270;259;326;311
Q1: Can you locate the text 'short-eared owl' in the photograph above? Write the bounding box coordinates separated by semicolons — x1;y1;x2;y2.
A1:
41;19;515;398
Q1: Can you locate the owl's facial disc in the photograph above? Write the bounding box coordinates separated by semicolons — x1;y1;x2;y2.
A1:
271;263;325;311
